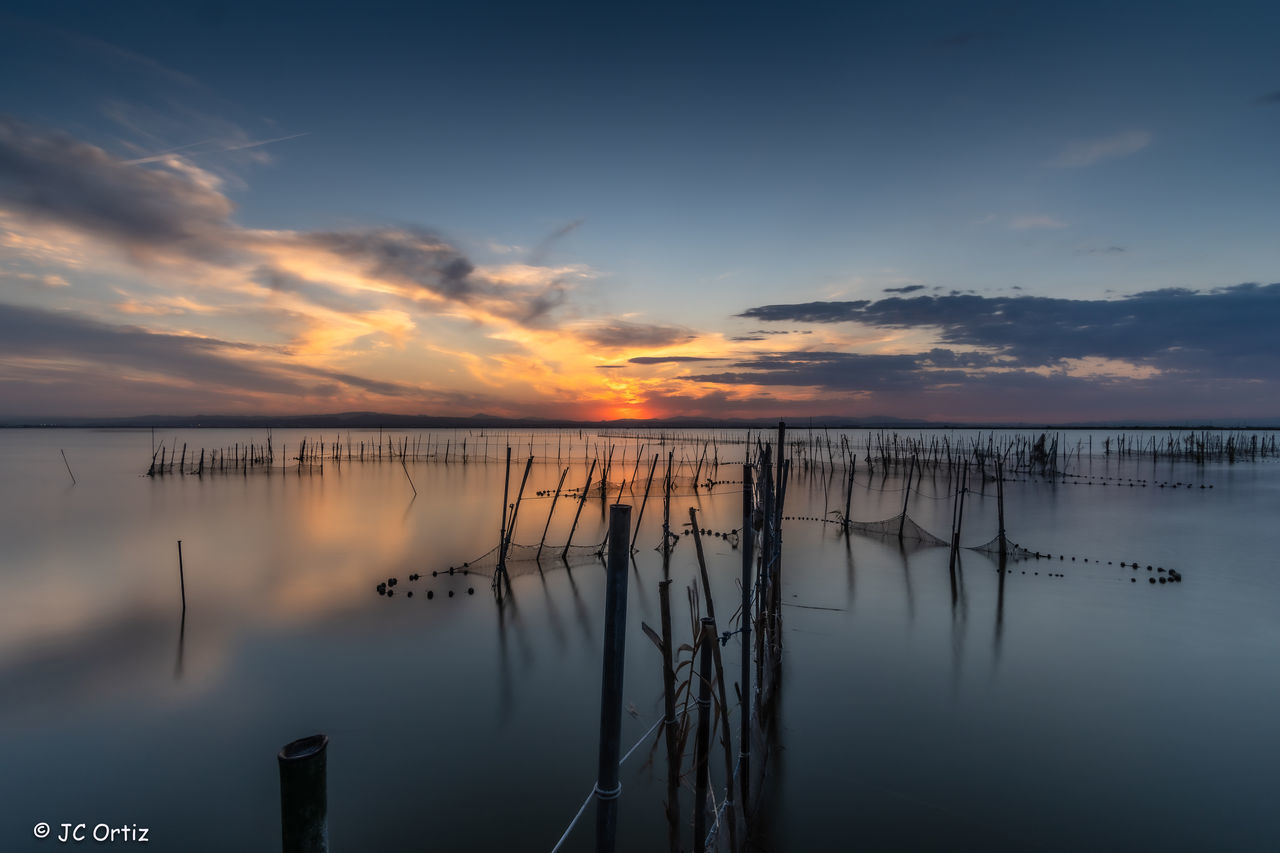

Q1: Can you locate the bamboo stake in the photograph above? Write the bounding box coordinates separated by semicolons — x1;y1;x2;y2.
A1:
688;508;738;853
563;459;597;561
658;579;680;853
536;467;569;561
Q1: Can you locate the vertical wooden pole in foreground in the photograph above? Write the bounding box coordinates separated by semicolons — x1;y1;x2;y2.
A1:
739;464;754;818
594;504;632;853
278;734;328;853
693;617;714;853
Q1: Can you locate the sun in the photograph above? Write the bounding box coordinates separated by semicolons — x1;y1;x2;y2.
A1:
600;403;650;421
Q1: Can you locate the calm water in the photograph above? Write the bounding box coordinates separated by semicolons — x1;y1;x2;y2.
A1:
1;428;1277;851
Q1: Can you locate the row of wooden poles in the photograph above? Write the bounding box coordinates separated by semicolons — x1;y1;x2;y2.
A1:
145;425;1276;481
576;423;791;853
145;429;736;486
489;432;745;588
268;422;792;853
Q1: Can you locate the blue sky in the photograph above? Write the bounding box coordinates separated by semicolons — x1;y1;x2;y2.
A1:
1;1;1277;421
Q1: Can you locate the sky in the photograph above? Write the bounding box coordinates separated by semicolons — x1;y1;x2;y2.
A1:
0;0;1277;423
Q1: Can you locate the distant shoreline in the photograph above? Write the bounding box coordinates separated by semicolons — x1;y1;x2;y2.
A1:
3;413;1278;431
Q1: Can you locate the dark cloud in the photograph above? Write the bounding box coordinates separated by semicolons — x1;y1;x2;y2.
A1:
0;115;235;261
1254;90;1280;106
579;321;696;349
687;351;943;391
738;284;1280;377
738;300;871;323
306;228;476;300
0;302;416;402
883;284;925;293
627;355;720;365
678;346;1279;422
729;329;812;341
0;119;569;328
594;365;626;369
300;227;568;327
257;265;376;314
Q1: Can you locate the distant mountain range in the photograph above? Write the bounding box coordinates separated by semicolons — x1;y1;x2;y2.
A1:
3;412;1278;429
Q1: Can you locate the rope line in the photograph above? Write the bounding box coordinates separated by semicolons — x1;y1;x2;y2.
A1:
548;710;682;852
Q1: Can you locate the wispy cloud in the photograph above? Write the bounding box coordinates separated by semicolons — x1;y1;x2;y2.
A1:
0;115;235;262
1254;90;1280;106
1050;130;1152;168
120;132;308;165
627;355;720;365
577;321;697;350
0;302;368;394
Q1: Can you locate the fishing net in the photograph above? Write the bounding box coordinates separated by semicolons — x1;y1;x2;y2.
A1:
968;534;1038;560
841;511;952;548
436;540;609;583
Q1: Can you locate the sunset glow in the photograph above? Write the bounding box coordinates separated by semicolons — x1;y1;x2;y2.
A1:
1;3;1277;424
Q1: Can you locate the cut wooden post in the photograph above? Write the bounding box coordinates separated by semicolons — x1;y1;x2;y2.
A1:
278;734;328;853
594;504;632;853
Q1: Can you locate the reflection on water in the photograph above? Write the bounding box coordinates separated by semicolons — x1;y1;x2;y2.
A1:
1;427;1278;851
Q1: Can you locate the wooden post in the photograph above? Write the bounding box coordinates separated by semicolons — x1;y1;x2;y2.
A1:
693;618;714;853
497;447;512;584
757;445;773;698
60;449;76;485
739;465;755;820
949;463;968;575
278;734;328;853
996;456;1007;558
843;456;853;535
536;467;569;561
898;454;916;542
659;578;680;853
662;451;673;561
502;456;534;564
594;504;632;853
177;540;186;614
562;459;596;560
688;508;738;853
631;454;658;550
